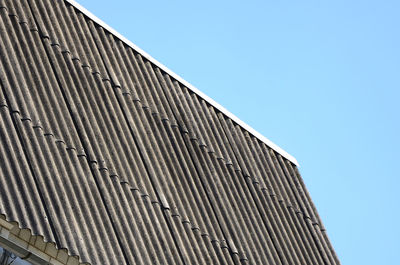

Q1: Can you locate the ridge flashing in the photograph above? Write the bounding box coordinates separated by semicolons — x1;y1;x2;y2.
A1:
65;0;299;166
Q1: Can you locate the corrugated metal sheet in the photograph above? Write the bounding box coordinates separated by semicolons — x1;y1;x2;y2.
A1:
0;0;340;264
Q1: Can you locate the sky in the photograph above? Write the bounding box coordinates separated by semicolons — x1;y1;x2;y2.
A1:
75;0;400;264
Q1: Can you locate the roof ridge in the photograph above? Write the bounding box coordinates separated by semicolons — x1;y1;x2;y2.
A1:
64;0;299;166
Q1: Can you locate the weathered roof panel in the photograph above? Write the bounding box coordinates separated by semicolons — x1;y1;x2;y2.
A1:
0;0;339;264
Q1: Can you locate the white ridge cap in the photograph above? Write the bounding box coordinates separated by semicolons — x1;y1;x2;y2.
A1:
65;0;299;166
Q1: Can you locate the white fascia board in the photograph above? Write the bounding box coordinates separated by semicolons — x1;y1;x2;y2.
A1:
65;0;299;166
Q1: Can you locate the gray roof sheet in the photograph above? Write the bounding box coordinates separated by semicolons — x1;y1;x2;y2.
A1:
0;0;339;264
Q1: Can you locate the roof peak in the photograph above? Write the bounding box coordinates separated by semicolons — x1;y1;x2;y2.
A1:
65;0;298;166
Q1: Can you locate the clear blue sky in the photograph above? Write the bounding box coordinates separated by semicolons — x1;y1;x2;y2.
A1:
77;0;400;264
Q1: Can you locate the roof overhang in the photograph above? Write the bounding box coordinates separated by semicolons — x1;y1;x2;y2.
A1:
0;218;83;265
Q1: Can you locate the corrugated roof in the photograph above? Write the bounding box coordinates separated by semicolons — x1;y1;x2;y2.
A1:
0;0;339;264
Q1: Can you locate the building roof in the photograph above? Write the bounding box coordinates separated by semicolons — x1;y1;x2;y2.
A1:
0;0;339;264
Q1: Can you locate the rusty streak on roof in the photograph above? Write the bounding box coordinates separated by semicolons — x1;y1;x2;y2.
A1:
0;0;339;264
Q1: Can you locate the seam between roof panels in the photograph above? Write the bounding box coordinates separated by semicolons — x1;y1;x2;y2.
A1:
64;0;299;166
1;92;318;235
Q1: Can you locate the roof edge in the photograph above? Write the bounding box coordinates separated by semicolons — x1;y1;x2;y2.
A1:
65;0;299;166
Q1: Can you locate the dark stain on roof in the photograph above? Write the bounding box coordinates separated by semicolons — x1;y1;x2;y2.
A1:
0;0;340;264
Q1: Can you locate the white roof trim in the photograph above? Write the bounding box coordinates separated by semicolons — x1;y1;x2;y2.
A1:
65;0;299;166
